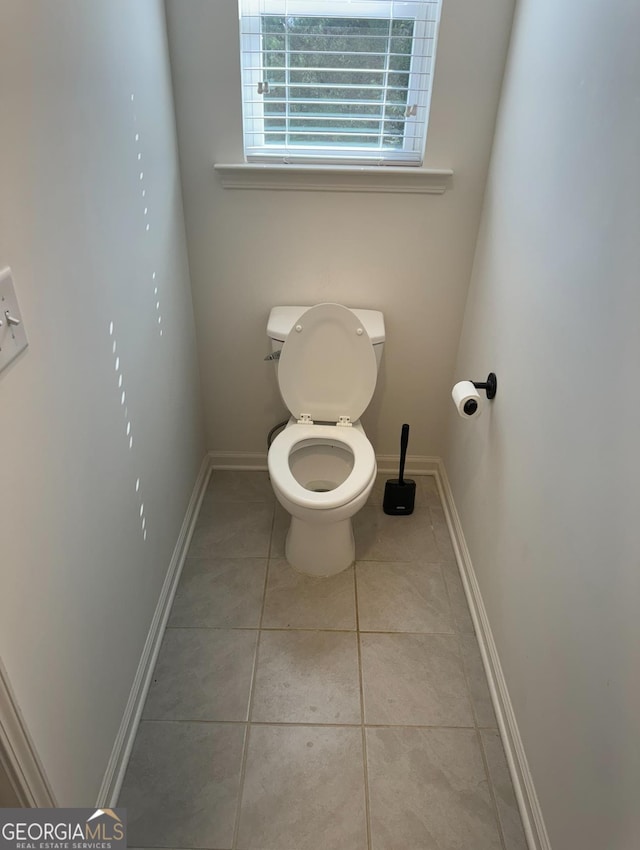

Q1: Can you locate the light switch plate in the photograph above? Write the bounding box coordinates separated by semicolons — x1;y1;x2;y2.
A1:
0;267;29;375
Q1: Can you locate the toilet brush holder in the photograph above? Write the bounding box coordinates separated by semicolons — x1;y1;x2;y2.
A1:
383;423;416;515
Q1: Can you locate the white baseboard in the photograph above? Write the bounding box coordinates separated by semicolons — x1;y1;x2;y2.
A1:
434;460;551;850
210;451;268;470
96;454;212;807
375;454;439;475
210;449;439;476
0;659;57;806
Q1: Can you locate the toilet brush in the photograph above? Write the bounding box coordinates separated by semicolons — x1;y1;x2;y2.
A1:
383;423;416;515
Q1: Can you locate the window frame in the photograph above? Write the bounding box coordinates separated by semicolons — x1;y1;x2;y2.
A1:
238;0;440;166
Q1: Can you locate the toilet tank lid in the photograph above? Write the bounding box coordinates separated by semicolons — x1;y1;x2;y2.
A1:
267;305;385;345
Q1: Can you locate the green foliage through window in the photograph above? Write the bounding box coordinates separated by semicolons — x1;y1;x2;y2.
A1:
261;15;414;150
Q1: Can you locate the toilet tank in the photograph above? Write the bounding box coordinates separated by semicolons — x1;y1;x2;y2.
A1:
267;305;385;368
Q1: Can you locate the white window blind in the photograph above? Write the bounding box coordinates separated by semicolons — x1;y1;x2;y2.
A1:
239;0;442;165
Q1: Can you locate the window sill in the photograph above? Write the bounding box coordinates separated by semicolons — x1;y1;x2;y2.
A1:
214;163;454;194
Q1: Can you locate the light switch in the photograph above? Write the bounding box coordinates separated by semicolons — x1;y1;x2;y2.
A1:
0;267;29;375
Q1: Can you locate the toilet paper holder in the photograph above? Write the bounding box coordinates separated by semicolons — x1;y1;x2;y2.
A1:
471;372;497;399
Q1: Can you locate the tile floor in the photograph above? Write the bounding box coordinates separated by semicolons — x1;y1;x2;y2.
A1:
119;471;528;850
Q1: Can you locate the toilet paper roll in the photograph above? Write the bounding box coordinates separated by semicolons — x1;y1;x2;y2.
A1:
452;381;482;418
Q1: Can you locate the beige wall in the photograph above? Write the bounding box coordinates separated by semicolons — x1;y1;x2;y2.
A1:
0;0;205;804
165;0;515;457
445;0;640;846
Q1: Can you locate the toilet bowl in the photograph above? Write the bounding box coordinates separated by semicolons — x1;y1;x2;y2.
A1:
266;303;385;577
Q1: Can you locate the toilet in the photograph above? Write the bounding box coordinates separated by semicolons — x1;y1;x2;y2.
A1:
267;303;385;577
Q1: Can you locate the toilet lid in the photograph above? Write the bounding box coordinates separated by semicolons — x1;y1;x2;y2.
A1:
278;303;377;422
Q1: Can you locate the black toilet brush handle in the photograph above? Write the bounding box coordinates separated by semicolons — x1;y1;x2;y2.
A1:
398;423;409;486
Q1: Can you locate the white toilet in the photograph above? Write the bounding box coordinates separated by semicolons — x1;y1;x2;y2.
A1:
267;303;385;577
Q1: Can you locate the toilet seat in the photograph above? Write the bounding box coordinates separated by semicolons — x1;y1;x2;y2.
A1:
268;423;376;511
277;303;377;424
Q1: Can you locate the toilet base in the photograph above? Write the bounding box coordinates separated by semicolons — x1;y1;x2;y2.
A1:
285;516;355;577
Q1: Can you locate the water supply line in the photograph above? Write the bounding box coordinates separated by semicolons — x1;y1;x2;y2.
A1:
267;419;288;450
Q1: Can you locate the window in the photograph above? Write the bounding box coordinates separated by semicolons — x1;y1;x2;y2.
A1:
238;0;442;166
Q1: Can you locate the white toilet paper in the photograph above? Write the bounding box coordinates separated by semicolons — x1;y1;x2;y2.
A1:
452;381;482;418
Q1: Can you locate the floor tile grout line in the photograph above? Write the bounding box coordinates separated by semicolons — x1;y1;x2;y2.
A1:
443;583;480;731
183;553;454;569
164;624;460;635
477;727;509;850
433;507;508;850
181;554;271;562
136;718;480;730
266;496;277;561
447;577;507;850
354;563;373;850
230;527;272;850
182;553;452;567
442;530;507;849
